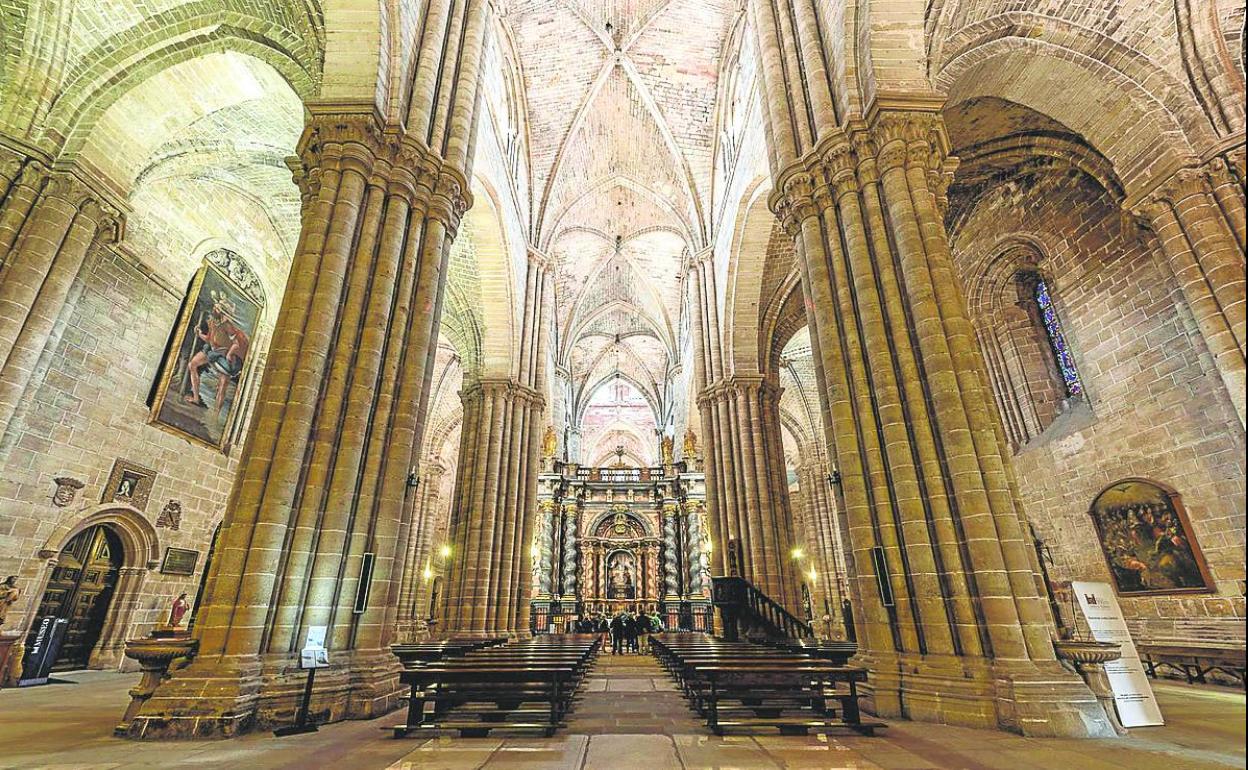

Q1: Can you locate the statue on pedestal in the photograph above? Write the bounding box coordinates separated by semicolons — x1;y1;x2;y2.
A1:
167;593;190;629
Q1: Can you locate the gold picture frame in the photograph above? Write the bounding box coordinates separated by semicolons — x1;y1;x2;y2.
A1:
103;458;157;511
149;260;262;452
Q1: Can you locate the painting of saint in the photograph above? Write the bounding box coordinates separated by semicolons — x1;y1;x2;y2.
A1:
151;261;262;451
1090;479;1214;596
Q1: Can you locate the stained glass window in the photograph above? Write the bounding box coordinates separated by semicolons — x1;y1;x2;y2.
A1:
1033;278;1082;396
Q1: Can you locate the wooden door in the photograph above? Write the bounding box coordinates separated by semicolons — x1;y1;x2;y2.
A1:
29;525;123;670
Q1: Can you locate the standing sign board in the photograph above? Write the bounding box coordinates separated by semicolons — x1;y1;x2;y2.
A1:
299;625;329;669
19;617;68;686
1071;581;1165;727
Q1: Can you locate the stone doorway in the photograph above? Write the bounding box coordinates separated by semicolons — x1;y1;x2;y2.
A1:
27;524;123;671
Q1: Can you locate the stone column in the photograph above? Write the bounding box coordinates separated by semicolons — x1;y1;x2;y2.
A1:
397;458;447;637
128;93;479;736
441;247;550;636
1136;160;1246;426
697;375;802;612
761;99;1110;736
685;250;728;579
441;379;545;636
0;167;120;441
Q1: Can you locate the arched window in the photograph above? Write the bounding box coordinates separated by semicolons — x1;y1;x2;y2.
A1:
1031;276;1082;396
967;245;1087;450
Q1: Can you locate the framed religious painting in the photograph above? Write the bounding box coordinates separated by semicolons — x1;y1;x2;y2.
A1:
150;251;264;452
1089;478;1215;596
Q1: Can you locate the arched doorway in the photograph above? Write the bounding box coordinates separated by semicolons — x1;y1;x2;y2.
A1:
27;505;161;670
27;525;123;670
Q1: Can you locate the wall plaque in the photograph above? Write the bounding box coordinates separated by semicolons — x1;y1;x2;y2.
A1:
160;547;200;576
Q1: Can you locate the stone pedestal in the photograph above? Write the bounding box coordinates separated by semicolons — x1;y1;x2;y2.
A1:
116;631;198;737
0;634;22;687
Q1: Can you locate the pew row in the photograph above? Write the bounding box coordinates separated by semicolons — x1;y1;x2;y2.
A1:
651;632;884;736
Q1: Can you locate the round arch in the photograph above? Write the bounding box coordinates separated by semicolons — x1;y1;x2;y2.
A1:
27;504;163;670
722;176;780;377
935;35;1210;196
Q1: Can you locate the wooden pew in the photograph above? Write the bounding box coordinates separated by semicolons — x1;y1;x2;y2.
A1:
650;632;883;736
390;634;600;738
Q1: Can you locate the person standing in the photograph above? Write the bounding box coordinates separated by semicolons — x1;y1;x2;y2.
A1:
624;611;638;654
609;612;625;655
636;609;652;652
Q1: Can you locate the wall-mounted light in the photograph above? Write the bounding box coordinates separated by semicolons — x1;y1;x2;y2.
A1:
439;544;452;559
422;565;433;580
808;568;818;581
407;468;420;489
827;469;842;486
791;547;805;560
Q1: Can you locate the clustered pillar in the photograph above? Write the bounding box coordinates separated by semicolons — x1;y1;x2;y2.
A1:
442;253;551;636
696;377;801;612
1136;155;1246;426
792;456;848;636
745;0;1113;737
129;0;490;735
397;458;448;639
0;154;119;443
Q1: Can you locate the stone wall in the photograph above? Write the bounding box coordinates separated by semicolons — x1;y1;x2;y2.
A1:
0;244;246;664
950;166;1246;649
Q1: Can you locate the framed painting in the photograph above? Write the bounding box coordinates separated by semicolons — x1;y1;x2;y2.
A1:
1090;479;1215;596
150;259;262;452
103;458;157;511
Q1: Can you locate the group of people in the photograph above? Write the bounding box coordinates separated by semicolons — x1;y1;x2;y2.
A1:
573;609;664;654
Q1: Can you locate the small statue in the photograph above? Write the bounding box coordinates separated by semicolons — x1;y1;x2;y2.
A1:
541;425;558;459
0;576;19;628
682;428;697;459
167;593;189;628
661;434;674;465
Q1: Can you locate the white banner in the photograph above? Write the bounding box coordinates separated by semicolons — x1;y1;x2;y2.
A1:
1071;581;1164;728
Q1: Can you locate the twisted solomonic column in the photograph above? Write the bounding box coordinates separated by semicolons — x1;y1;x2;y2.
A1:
533;498;556;596
560;500;579;598
661;502;681;598
684;500;710;597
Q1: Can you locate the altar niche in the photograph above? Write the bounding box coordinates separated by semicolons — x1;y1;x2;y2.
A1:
586;510;658;604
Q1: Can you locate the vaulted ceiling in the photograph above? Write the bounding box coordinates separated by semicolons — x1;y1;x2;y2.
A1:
506;0;736;427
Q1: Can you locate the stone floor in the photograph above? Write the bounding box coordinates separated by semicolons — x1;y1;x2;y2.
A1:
0;651;1243;769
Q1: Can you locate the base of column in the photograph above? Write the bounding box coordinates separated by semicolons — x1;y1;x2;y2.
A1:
124;654;264;739
124;649;404;740
859;651;1116;738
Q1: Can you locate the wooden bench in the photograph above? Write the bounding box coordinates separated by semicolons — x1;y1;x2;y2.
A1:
389;634;601;738
1138;643;1246;689
650;632;883;736
390;637;506;668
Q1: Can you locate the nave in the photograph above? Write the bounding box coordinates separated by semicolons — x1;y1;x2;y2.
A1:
0;643;1243;769
0;0;1244;764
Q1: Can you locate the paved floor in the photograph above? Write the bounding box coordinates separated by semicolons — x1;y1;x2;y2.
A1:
0;652;1243;769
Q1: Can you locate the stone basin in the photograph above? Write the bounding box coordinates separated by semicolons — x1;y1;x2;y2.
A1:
1054;639;1122;665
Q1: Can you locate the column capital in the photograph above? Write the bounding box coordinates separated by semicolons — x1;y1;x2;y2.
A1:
296;104;473;233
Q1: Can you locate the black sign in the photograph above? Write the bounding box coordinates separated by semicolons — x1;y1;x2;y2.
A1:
19;616;68;686
161;547;200;575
